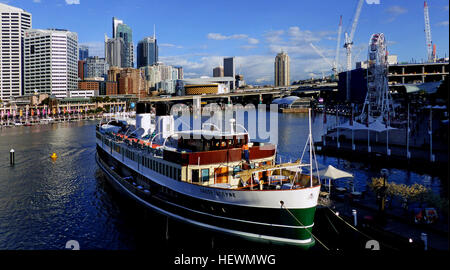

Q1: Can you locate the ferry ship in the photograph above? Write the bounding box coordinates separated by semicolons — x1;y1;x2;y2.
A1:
95;102;321;249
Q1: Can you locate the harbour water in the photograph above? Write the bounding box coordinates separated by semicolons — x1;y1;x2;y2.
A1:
0;112;445;250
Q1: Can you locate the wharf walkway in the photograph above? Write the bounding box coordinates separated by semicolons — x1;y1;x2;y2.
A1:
325;190;449;251
0;114;103;128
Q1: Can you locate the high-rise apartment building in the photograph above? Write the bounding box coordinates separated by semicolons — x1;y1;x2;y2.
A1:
0;3;31;100
85;56;109;79
224;57;235;89
274;51;290;86
174;66;183;80
79;45;89;60
213;66;224;77
117;68;147;96
137;36;158;68
24;29;78;98
140;65;161;89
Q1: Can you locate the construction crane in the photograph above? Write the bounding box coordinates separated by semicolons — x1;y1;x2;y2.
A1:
343;0;364;101
309;16;343;79
344;0;364;71
424;1;436;62
334;15;343;76
309;43;334;70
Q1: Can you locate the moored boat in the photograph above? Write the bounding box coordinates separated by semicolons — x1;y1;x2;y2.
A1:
95;102;322;248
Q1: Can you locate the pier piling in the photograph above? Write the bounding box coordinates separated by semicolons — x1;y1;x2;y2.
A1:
352;209;357;227
10;149;14;166
421;233;428;251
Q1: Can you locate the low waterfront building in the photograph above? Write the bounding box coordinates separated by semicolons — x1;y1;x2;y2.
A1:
69;90;98;98
184;83;229;95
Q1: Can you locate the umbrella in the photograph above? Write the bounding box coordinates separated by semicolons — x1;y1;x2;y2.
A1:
337;121;367;130
319;165;353;179
318;165;353;195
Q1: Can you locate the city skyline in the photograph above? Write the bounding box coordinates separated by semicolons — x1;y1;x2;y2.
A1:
0;0;449;85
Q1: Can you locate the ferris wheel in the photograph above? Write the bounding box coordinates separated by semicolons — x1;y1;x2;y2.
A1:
359;33;394;124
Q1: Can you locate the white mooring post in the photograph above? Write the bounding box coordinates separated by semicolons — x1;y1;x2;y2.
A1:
352;209;357;226
421;233;428;251
10;149;15;166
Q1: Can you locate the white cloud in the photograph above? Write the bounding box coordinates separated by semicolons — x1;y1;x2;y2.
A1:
33;0;41;3
207;33;248;40
160;43;183;49
65;0;80;5
247;38;259;45
240;45;257;50
386;5;407;15
444;5;449;11
264;30;285;44
437;21;449;26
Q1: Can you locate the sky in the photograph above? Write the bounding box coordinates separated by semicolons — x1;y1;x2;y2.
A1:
1;0;449;84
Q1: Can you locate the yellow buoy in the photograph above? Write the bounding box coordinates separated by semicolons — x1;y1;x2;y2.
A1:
50;153;58;159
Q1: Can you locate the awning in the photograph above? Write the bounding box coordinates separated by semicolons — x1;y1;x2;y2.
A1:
404;81;442;94
318;165;353;180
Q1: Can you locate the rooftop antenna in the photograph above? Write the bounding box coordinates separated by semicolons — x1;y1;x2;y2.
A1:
153;24;156;39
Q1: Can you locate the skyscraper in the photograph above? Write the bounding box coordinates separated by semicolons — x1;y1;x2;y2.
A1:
24;29;78;98
85;56;109;79
106;17;133;68
223;57;235;89
274;51;290;86
112;17;123;38
0;3;31;100
213;66;224;77
79;45;89;61
137;36;158;68
105;34;123;67
116;23;133;68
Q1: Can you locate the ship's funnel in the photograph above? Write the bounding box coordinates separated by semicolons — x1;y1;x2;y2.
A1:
136;102;154;138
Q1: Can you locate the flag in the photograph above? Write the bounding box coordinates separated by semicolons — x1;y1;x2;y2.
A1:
1;110;3;118
64;108;66;114
31;109;34;116
19;110;23;117
7;110;10;117
48;108;50;115
13;110;16;117
53;108;56;115
58;107;61;114
37;109;40;116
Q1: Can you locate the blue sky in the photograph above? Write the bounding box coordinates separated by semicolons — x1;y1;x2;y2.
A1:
2;0;449;84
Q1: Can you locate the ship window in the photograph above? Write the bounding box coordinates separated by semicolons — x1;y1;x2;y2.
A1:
201;169;209;183
169;166;173;179
178;169;181;181
165;165;169;176
192;169;199;183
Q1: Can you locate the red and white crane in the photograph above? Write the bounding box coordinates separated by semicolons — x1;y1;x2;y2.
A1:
424;1;436;62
